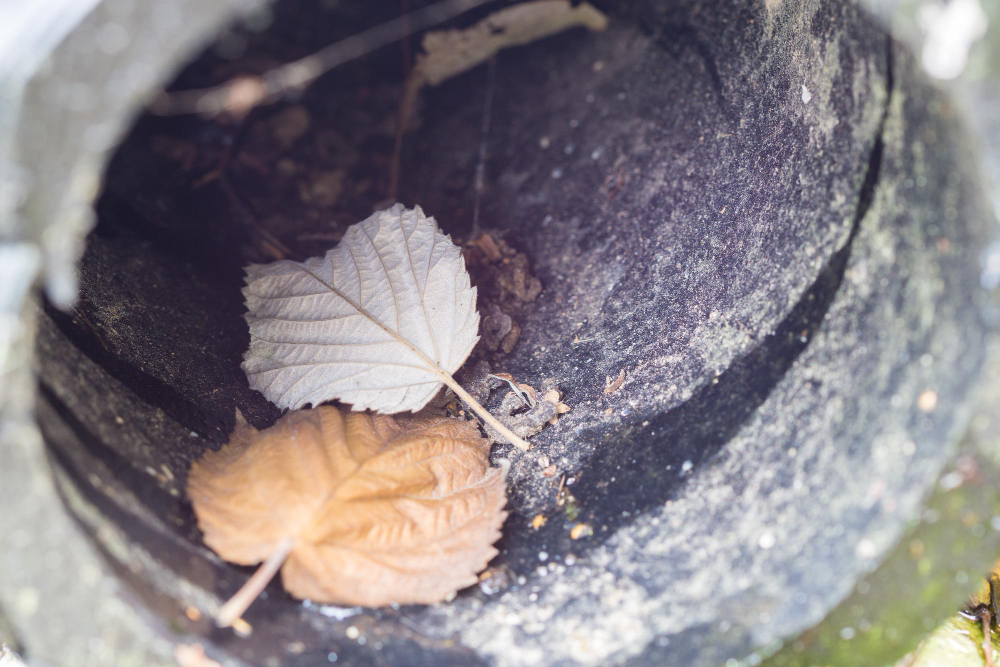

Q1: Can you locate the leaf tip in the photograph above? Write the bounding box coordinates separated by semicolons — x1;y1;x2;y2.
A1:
231;407;258;440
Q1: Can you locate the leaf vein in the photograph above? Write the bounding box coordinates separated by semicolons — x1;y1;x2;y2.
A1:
399;209;441;366
360;221;402;336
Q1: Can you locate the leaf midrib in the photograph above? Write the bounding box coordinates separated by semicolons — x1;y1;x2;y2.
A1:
298;256;450;388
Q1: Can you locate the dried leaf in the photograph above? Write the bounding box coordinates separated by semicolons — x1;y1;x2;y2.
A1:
390;0;609;195
187;406;508;624
243;204;474;412
242;204;530;450
174;644;221;667
415;1;608;88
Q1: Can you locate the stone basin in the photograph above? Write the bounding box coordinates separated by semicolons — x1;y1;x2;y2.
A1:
1;0;996;665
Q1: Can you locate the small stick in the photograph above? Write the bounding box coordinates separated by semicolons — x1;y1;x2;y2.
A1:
389;73;424;199
219;177;291;260
400;0;413;76
192;128;239;187
470;54;497;237
217;537;294;628
152;0;494;117
984;610;997;667
73;306;110;352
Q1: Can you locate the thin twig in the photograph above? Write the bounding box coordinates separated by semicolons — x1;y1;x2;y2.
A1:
192;128;241;188
390;72;424;199
219;177;291;260
217;537;294;628
151;0;497;117
401;0;413;76
73;305;111;352
471;54;497;237
188;116;291;259
984;610;997;667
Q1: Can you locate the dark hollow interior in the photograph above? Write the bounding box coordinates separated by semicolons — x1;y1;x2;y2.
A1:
31;0;909;664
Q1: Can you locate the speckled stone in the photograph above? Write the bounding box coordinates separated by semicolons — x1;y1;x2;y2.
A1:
2;0;996;666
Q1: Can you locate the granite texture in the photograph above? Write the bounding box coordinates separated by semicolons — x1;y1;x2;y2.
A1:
1;0;997;666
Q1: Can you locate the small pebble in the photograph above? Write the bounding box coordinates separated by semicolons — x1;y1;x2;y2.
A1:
917;389;938;412
758;532;776;550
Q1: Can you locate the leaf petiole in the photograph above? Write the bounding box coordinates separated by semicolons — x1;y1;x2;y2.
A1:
217;536;295;629
443;375;531;451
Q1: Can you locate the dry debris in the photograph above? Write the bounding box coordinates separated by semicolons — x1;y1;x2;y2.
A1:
465;232;544;364
485;389;559;445
543;388;572;425
466;232;543;306
458;364;569;447
604;369;626;394
174;644;222;667
477;565;513;595
270;106;312;149
493;251;543;304
468;233;504;263
481;302;521;354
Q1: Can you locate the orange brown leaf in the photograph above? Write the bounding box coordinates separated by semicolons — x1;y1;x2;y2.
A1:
187;406;507;623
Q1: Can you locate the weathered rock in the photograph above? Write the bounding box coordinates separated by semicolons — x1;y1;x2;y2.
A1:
3;0;996;666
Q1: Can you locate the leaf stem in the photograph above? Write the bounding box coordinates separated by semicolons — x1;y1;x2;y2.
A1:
217;537;294;628
984;610;997;667
443;376;531;451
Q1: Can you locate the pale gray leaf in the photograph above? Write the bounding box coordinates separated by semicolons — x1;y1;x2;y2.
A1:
242;204;480;413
